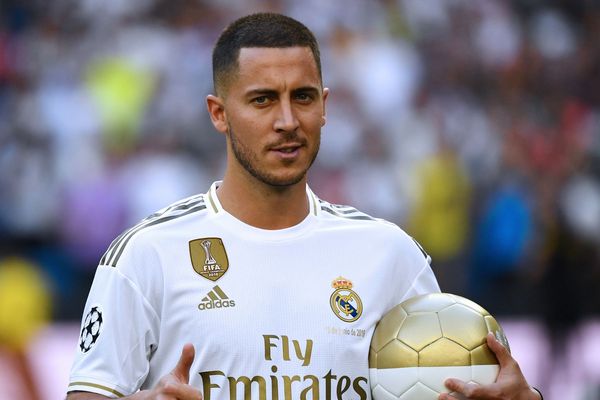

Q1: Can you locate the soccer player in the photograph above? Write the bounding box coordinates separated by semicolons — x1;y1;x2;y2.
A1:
67;13;542;400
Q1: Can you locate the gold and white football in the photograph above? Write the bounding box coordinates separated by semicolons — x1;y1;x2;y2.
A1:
369;293;509;400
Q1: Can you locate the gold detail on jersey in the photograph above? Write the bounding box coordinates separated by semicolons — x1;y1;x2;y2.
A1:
199;369;369;400
309;191;319;216
332;276;353;290
198;285;236;310
198;333;370;399
189;238;229;281
207;190;219;213
330;277;363;323
68;382;125;397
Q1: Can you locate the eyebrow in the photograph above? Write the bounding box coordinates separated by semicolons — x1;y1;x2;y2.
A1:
244;86;321;98
292;86;321;96
245;88;278;98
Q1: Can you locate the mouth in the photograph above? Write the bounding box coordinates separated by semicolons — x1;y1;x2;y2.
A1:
274;146;299;153
270;142;303;161
270;142;304;155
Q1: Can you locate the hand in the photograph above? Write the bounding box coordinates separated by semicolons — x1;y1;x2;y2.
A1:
438;333;541;400
66;344;202;400
138;343;202;400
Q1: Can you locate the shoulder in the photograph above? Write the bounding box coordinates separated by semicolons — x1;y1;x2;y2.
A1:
316;198;431;264
99;193;209;268
317;198;400;234
318;198;387;223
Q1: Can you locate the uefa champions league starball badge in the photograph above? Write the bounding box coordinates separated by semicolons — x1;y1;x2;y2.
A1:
79;305;103;353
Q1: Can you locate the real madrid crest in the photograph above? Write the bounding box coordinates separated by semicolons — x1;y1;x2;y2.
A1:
330;276;363;322
189;237;229;281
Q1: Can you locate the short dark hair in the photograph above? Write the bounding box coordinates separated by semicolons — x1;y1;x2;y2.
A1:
212;13;322;96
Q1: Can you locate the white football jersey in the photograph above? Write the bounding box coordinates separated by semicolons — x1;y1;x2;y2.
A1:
68;182;440;399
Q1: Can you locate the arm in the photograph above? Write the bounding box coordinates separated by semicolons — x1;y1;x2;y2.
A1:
67;344;202;400
439;333;542;400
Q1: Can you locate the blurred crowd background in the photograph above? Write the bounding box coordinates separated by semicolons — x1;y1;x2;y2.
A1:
0;0;599;399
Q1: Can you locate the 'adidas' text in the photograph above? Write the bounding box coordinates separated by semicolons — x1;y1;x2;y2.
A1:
198;285;236;311
198;299;236;310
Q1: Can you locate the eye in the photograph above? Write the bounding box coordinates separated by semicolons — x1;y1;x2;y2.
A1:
252;96;270;105
294;93;313;103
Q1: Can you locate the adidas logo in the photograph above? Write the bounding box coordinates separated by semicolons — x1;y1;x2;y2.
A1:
198;285;236;311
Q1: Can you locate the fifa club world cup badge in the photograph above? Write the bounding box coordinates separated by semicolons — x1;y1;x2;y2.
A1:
330;276;363;322
189;238;229;281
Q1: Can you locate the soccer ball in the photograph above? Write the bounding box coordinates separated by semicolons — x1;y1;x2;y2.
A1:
369;293;509;400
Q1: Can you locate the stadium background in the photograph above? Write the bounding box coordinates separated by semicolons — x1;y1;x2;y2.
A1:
0;0;599;399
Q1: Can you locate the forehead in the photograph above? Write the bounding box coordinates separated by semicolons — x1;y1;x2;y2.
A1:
232;47;321;91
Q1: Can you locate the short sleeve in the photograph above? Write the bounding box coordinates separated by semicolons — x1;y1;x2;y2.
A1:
68;264;159;397
403;261;441;299
394;234;441;305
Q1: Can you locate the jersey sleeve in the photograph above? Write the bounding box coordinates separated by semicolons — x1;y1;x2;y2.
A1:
402;258;441;299
68;253;161;397
392;233;441;306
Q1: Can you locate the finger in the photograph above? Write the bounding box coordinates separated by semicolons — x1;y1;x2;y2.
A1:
444;378;466;394
161;381;203;400
444;378;484;398
438;392;459;400
172;343;196;383
486;332;512;367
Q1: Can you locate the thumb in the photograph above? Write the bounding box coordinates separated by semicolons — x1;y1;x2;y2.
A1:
172;343;195;383
487;332;512;367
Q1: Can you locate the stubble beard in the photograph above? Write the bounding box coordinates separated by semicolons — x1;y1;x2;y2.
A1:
228;124;320;188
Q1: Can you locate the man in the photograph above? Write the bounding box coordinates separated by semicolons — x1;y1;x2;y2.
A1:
67;13;542;400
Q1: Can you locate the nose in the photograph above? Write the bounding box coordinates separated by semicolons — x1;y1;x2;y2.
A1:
273;99;299;133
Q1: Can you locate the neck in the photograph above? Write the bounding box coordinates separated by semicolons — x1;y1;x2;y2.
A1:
216;173;310;230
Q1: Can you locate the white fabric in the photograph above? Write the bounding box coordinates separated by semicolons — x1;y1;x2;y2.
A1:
370;365;499;399
69;182;440;399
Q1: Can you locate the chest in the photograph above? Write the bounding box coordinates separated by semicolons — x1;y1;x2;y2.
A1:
144;229;411;399
158;234;399;361
176;240;385;320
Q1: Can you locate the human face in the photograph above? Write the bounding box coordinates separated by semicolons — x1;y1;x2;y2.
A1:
207;47;328;188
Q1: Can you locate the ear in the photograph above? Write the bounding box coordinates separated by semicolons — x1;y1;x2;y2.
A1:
321;87;329;127
206;95;228;134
